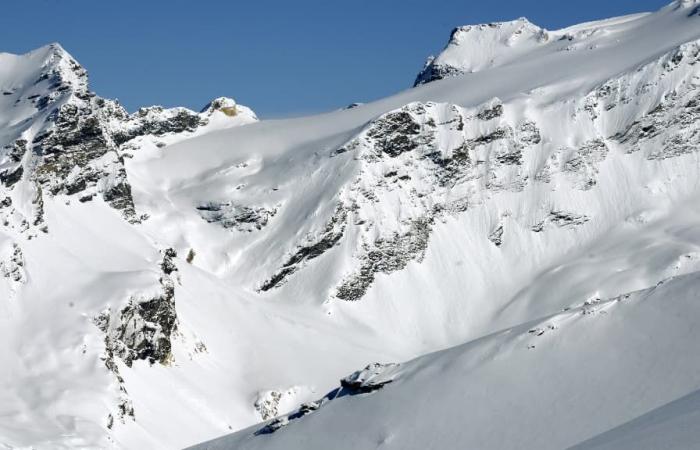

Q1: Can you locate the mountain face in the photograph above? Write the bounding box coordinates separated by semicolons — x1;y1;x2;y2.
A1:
414;18;550;86
3;1;700;449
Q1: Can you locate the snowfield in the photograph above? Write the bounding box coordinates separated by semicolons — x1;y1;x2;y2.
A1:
1;1;700;449
193;272;700;450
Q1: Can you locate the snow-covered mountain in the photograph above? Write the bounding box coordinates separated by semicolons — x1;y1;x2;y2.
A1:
414;17;551;85
2;1;700;449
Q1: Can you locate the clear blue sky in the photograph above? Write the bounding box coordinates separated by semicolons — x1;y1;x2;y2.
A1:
2;0;670;118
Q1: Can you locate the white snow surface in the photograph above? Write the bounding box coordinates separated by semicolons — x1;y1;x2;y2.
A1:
193;272;700;450
1;1;700;449
571;388;700;449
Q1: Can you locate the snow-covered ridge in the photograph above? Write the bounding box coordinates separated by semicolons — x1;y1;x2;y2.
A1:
415;18;550;85
0;43;256;231
415;0;700;86
250;31;700;308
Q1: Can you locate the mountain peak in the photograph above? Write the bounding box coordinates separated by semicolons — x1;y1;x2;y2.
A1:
674;0;700;7
30;42;90;97
672;0;700;15
414;17;549;86
44;42;68;56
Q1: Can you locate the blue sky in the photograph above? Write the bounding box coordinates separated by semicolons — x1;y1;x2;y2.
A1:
2;0;670;117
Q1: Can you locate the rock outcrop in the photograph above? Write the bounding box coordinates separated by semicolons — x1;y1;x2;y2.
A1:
0;44;257;231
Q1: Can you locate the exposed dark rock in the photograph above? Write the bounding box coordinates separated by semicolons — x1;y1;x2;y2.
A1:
488;225;504;247
496;151;523;165
473;127;511;145
533;211;589;232
196;202;277;232
563;139;609;189
517;121;542;145
100;279;177;367
612;86;700;160
4;139;27;162
103;170;139;223
0;166;23;187
95;249;179;369
340;363;399;393
78;193;95;203
477;103;504;121
287;102;540;300
1;49;222;232
261;205;347;291
414;58;467;86
255;416;290;435
0;243;25;284
254;362;399;436
112;108;204;145
254;391;284;421
26;96;141;223
31;184;45;228
367;110;422;157
95;333;135;426
200;97;239;116
160;248;178;275
335;218;431;301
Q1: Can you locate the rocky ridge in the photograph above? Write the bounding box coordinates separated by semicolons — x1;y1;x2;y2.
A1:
0;44;256;231
257;35;700;302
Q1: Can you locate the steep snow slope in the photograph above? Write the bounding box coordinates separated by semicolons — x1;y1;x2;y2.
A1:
571;389;700;449
413;8;672;86
192;272;700;450
134;0;700;350
2;1;700;449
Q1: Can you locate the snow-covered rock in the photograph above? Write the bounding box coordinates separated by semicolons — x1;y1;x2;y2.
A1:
415;18;550;85
0;43;257;228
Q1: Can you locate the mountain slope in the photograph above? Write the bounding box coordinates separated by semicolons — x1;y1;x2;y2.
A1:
570;388;700;450
192;271;700;450
2;1;700;449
